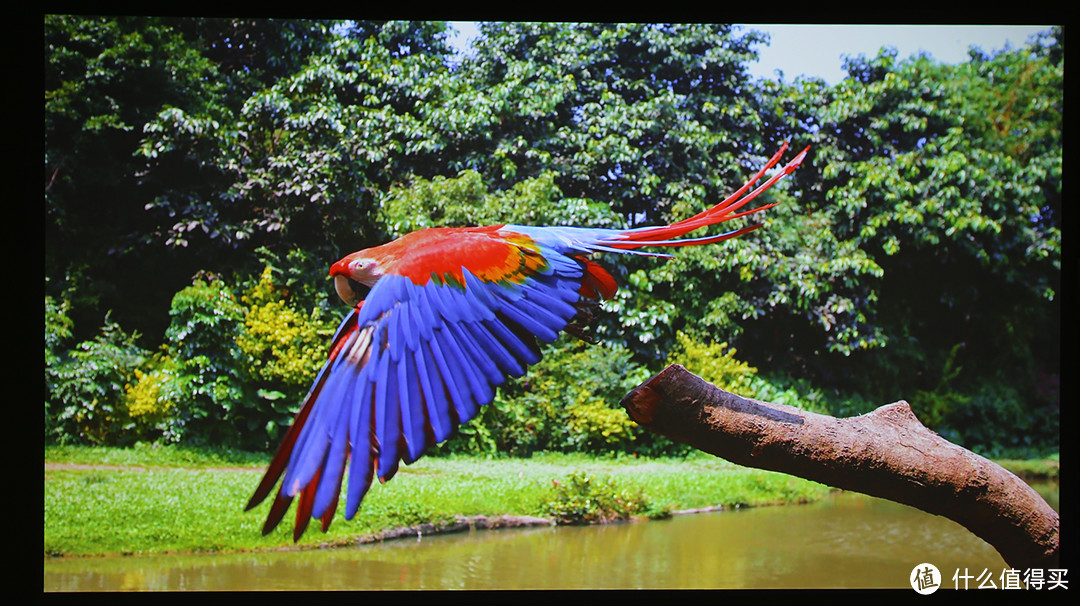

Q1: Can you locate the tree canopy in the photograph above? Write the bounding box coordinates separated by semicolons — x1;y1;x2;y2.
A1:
45;18;1062;458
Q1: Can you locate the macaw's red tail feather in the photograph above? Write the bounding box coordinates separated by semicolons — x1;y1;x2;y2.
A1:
609;143;808;249
261;492;294;536
662;142;793;232
293;468;320;542
636;222;765;248
245;391;318;513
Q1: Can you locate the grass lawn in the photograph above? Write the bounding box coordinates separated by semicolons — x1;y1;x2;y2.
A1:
45;445;834;557
46;445;1057;558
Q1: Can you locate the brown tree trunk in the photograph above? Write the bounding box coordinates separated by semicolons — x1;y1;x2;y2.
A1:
620;364;1059;571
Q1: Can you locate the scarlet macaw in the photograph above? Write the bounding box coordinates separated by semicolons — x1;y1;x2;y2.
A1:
247;142;808;540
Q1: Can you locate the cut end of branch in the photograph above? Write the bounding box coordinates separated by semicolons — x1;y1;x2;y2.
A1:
621;383;660;425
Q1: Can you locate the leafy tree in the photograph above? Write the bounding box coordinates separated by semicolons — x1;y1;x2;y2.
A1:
379;169;626;237
459;23;771;218
445;22;785;357
169;17;336;99
45;16;232;339
757;30;1061;454
136;21;463;267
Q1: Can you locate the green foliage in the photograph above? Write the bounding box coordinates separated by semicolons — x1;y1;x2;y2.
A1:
45;312;147;445
43;18;1061;458
599;268;680;353
235;263;341;443
909;343;969;428
521;339;648;453
461;22;770;219
162;278;251;446
238;266;335;389
135;21;460;264
667;331;834;415
698;202;886;358
563;400;639;453
44;295;74;368
380;170;625;238
442;338;651;456
541;471;651;524
45;16;234;340
768;38;1060;370
123;355;184;441
156;271;341;449
757;34;1061;455
667;331;757;395
44;264;345;449
938;375;1059;460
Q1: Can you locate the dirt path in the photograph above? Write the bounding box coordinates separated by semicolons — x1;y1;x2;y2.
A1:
45;462;261;473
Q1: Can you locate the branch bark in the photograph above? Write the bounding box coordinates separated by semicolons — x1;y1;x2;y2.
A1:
620;364;1059;571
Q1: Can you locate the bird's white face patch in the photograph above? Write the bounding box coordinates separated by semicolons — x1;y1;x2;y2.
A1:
349;257;381;287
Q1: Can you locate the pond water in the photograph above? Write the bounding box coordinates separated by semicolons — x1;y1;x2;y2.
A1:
45;482;1057;591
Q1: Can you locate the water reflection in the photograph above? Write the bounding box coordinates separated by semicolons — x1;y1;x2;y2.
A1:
47;485;1055;591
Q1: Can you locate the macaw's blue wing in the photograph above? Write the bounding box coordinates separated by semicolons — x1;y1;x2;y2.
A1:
245;259;588;541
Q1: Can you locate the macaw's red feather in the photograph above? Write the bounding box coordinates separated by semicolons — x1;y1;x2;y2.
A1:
247;143;808;542
577;257;618;300
261;492;293;536
245;384;319;514
293;468;319;542
358;225;549;288
608;142;809;249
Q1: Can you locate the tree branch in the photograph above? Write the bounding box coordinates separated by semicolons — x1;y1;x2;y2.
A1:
620;364;1059;571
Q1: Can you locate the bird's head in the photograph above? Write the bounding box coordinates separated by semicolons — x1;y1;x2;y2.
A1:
329;253;383;307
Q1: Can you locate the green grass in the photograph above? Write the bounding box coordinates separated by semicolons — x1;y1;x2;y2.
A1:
997;454;1059;480
45;443;268;468
45;446;832;558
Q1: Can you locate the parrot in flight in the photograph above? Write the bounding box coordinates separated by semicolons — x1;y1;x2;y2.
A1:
246;142;808;541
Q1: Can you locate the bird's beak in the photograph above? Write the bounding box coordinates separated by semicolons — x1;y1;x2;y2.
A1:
334;274;366;308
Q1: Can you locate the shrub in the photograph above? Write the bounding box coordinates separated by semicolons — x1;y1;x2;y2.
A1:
666;331;757;396
45;295;75;439
909;343;969;429
443;338;650;455
481;392;551;457
122;354;185;442
45;295;74;367
745;373;834;415
236;265;339;443
47;270;337;448
238;266;334;390
939;375;1060;459
667;332;836;415
564;399;638;452
163;277;251;447
45;312;147;445
541;471;651;525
